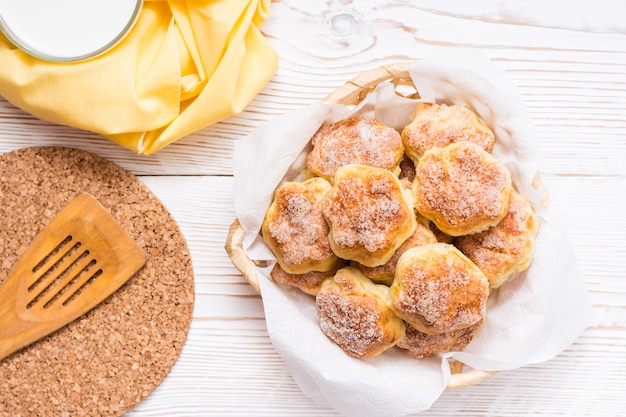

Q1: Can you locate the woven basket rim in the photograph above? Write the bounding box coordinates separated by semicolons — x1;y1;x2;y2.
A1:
224;63;499;390
323;61;417;105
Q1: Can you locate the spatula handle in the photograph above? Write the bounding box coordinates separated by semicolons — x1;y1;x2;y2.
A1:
0;277;34;361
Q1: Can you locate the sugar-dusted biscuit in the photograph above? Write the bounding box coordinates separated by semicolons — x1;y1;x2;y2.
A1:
397;319;484;359
270;260;345;296
389;243;489;335
307;115;404;181
316;267;405;358
262;177;338;274
413;141;512;236
401;102;495;161
456;190;539;288
323;164;416;267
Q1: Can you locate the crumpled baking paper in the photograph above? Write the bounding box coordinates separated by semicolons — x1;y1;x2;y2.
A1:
233;50;593;417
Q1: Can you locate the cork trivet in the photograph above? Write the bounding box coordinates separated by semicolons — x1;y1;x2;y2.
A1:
0;147;194;417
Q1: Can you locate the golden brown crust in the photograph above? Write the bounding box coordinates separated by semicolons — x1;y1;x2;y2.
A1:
315;267;405;358
397;319;484;359
413;141;513;236
262;177;338;274
401;102;495;162
455;190;539;288
389;243;489;335
357;221;437;286
322;164;417;267
307;115;404;181
270;260;346;296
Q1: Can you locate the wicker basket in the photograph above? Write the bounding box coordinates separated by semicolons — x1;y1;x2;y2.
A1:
224;62;498;390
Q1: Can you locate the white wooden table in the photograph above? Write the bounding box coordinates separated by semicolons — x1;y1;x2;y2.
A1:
1;1;624;416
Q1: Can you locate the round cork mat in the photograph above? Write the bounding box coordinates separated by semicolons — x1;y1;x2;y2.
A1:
0;146;194;416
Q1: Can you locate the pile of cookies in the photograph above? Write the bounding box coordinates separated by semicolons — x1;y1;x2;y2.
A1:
261;103;539;359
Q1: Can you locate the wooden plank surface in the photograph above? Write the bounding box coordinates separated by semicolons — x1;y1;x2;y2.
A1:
0;1;624;416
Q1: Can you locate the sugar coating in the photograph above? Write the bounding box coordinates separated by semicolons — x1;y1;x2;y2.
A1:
316;267;404;358
402;102;495;161
397;256;469;325
397;319;484;359
317;284;385;357
390;244;488;334
264;179;336;272
323;165;416;267
414;141;511;236
456;190;539;287
327;175;399;252
307;115;404;180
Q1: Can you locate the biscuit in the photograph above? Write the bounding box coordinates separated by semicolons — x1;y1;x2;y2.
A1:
456;190;539;288
270;261;345;296
413;141;512;236
401;102;495;161
262;177;338;274
316;267;405;358
307;115;404;181
397;319;484;359
389;243;489;335
323;164;417;267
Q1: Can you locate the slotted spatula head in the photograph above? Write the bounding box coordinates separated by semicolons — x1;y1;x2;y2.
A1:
0;193;147;361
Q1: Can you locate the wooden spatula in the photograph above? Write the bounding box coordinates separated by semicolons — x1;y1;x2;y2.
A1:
0;193;147;361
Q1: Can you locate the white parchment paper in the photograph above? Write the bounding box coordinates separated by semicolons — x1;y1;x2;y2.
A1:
233;50;593;417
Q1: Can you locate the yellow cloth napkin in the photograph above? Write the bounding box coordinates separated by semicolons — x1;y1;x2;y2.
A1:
0;0;278;154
